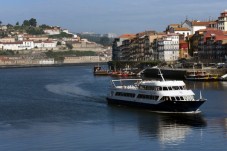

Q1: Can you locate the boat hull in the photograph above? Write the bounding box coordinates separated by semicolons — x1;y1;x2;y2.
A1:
106;97;205;113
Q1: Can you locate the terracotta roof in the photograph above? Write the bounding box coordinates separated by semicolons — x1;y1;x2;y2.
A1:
192;21;210;26
174;27;190;31
118;34;136;38
214;35;227;41
3;42;23;44
209;21;217;24
197;28;218;33
202;29;226;42
34;41;54;43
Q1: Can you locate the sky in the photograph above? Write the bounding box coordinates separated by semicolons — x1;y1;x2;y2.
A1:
0;0;227;35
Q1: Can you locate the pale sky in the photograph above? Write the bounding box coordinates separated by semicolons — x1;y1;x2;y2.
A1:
0;0;227;35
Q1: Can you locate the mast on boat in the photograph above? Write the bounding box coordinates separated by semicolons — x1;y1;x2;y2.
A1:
158;68;165;81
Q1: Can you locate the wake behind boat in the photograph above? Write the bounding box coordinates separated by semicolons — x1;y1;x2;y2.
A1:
106;69;206;113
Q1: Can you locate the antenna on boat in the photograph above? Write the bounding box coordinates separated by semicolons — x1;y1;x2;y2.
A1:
158;68;165;81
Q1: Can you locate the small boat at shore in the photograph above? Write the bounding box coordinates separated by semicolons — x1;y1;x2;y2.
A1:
110;71;137;77
107;69;206;113
93;66;110;75
184;70;219;81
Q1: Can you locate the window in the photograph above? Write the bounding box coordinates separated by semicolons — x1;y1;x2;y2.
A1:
163;87;168;90
115;92;135;98
137;94;158;100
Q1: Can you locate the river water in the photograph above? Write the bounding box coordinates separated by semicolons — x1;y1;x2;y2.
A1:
0;65;226;151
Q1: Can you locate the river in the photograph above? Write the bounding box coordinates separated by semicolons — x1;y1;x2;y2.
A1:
0;65;226;151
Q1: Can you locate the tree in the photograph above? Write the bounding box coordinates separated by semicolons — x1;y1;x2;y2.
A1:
40;24;51;29
7;24;13;28
29;18;37;27
23;20;30;26
16;22;19;26
0;21;2;25
25;27;44;35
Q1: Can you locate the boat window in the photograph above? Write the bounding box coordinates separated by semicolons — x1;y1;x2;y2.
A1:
171;97;176;101
176;96;180;100
180;96;184;100
168;87;172;90
115;92;135;98
172;86;179;90
163;87;168;91
137;94;158;100
146;86;154;90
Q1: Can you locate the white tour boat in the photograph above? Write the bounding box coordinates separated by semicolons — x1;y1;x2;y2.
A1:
106;69;206;113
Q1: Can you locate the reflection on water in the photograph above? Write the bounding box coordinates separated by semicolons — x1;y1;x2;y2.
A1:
109;106;206;146
158;114;206;145
185;81;227;90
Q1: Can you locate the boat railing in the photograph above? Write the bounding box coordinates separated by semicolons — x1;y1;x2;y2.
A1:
111;79;142;88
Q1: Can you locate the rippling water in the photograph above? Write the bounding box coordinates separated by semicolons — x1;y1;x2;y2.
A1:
0;65;226;151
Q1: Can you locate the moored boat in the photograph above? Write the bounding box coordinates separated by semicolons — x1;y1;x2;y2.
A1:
93;66;110;75
107;69;206;113
184;70;219;81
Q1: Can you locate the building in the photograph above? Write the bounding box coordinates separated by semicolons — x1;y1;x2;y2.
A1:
168;27;191;40
179;40;189;59
0;37;16;43
112;34;136;61
1;41;34;50
22;35;49;41
1;40;57;51
0;25;7;30
190;28;227;62
182;20;211;34
218;10;227;31
156;34;179;62
34;41;57;49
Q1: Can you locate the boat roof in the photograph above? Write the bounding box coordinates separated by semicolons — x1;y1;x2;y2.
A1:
158;90;195;96
140;80;185;87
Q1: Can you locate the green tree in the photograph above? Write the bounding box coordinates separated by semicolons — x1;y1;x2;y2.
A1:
25;27;44;35
16;21;19;26
29;18;37;27
0;21;2;25
40;24;51;29
23;20;30;26
7;24;13;28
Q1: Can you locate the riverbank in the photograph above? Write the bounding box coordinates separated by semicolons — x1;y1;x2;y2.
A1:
0;62;108;69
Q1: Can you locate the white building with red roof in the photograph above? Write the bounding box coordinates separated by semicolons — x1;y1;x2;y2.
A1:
218;10;227;31
34;41;57;48
182;20;211;34
2;41;34;50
